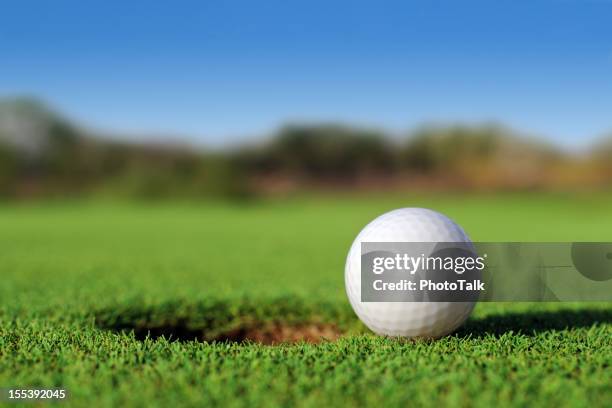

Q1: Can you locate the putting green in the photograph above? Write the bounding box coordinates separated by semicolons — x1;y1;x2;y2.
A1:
0;193;610;407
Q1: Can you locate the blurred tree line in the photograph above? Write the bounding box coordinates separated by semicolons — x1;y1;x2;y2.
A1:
0;98;611;200
0;99;248;199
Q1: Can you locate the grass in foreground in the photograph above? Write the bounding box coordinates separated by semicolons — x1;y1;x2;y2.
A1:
0;193;611;407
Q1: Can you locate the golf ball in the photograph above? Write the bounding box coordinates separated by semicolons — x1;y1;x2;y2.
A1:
345;208;477;338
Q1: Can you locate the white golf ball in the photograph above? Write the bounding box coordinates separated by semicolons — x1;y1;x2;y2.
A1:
345;208;477;338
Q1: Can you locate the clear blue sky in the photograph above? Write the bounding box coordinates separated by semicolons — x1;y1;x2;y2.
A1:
1;0;611;146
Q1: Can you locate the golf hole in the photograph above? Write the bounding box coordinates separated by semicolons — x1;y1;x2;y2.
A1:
121;321;343;345
95;299;345;345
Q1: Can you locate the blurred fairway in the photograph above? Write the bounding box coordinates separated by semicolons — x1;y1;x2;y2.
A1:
0;193;611;407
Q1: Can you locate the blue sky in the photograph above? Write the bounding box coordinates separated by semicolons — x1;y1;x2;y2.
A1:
1;0;611;146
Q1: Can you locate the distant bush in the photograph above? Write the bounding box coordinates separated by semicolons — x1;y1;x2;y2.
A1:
400;125;502;171
236;125;396;179
0;145;18;197
396;125;569;189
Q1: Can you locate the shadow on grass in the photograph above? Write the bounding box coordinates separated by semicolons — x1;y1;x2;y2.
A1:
457;308;612;338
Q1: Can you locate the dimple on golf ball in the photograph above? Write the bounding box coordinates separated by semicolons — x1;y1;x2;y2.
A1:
345;208;477;338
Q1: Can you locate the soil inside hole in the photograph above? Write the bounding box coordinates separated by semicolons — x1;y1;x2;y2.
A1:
215;322;342;344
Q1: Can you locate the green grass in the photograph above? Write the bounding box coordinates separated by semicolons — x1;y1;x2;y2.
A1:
0;193;611;407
